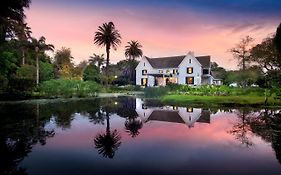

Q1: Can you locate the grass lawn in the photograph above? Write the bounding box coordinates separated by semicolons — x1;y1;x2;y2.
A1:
161;94;281;107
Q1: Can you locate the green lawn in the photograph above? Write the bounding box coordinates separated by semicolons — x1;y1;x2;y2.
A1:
161;94;281;107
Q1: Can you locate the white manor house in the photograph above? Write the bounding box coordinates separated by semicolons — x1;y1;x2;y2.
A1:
135;52;222;86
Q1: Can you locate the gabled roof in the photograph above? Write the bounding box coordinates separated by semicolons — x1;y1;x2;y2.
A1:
147;110;185;124
196;56;211;68
145;55;211;69
146;55;185;69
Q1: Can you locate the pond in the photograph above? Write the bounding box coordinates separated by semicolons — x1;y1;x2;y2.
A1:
1;97;281;175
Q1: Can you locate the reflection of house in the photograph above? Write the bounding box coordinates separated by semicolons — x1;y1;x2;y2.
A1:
135;51;219;87
135;99;210;128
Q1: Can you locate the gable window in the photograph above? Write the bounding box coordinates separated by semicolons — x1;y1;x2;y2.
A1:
187;67;193;74
189;59;191;63
141;78;148;86
186;77;194;85
142;70;147;75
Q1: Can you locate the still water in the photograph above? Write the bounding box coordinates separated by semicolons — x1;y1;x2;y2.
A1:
1;97;281;175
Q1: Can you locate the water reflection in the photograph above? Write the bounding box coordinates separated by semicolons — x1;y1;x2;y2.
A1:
0;97;281;175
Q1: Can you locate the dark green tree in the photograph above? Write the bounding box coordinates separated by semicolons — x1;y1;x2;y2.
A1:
0;0;31;42
274;23;281;54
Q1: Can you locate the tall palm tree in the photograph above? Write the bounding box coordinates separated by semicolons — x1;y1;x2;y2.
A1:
89;53;105;71
125;40;143;60
30;36;54;86
15;22;32;65
94;112;121;159
94;22;121;73
0;0;31;42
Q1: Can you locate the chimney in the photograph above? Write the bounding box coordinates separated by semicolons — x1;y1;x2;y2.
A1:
188;51;194;56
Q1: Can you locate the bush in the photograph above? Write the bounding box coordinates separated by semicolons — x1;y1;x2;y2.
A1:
16;65;36;79
39;79;100;98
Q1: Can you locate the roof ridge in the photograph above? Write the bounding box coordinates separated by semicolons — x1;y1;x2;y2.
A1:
146;55;186;59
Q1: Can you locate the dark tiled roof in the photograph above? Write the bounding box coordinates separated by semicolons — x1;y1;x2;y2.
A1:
197;110;210;123
146;55;185;68
147;110;185;124
196;56;211;68
145;55;211;68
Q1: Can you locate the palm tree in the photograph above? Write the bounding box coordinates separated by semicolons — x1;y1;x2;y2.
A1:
30;36;54;85
94;22;121;73
124;40;143;82
125;40;143;60
15;22;32;65
89;53;105;71
94;112;121;159
125;116;143;138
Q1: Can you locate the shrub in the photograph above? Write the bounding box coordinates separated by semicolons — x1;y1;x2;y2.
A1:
39;79;100;98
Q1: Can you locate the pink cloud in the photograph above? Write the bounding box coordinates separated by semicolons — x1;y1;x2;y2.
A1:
25;2;279;70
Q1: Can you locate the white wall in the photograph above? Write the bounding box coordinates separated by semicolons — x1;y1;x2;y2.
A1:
178;54;202;86
135;57;154;86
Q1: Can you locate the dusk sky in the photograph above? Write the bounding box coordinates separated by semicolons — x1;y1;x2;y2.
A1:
26;0;281;70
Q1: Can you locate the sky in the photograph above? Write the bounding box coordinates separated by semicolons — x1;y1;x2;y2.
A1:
25;0;281;70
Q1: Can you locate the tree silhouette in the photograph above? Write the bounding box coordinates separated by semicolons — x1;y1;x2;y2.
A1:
94;22;121;79
125;116;143;138
94;112;121;159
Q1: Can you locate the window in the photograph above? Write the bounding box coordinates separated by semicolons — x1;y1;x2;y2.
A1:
189;59;191;63
187;67;193;74
159;70;163;74
142;69;147;75
187;107;193;113
203;69;209;74
173;69;178;74
144;62;145;67
166;69;170;74
186;77;194;85
141;78;148;86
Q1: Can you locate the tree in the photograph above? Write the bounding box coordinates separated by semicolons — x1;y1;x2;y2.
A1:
54;47;74;79
89;53;105;71
83;64;100;82
30;36;54;85
0;0;31;42
125;40;143;60
94;22;121;75
15;22;32;65
274;23;281;54
250;37;281;87
230;36;254;70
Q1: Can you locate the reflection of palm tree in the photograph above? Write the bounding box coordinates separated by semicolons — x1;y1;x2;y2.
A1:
94;112;121;159
125;117;143;138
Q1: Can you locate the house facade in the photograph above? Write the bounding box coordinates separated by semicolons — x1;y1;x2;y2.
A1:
136;52;220;86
